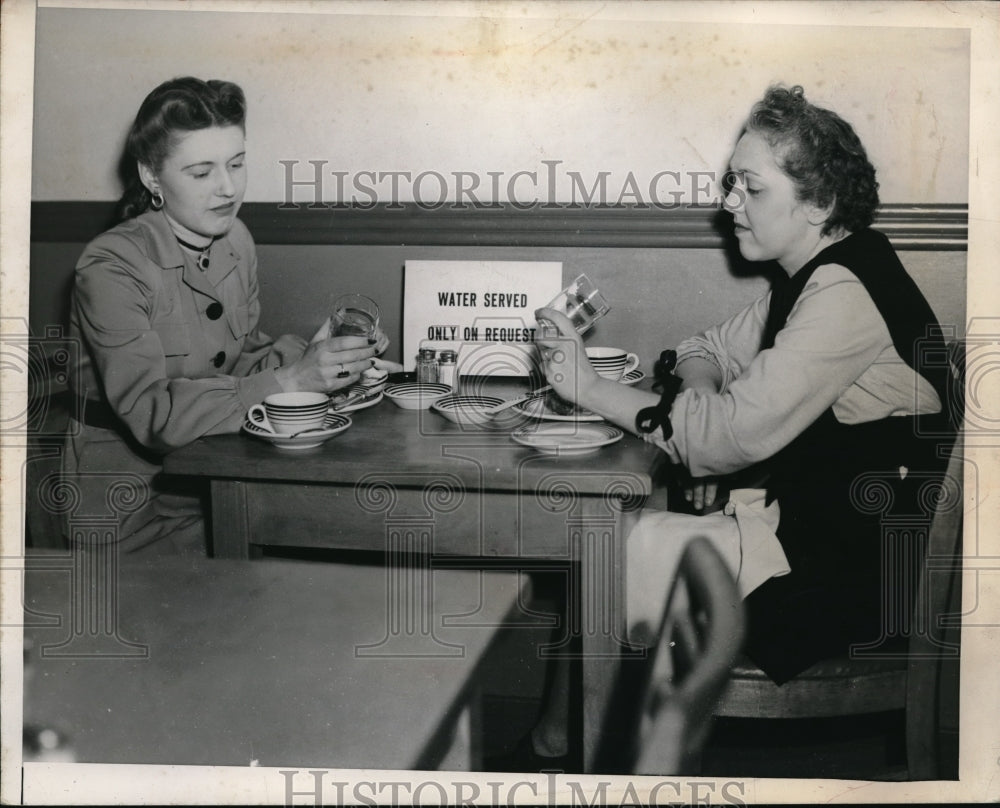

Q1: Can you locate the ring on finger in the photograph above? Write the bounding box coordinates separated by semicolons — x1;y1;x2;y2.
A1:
336;363;350;378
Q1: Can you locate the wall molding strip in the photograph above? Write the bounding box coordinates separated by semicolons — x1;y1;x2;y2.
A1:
31;202;968;251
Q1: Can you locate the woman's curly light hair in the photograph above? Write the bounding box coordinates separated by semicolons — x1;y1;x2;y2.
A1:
744;84;880;235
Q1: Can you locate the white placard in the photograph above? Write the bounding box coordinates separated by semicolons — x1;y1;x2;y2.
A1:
403;260;563;375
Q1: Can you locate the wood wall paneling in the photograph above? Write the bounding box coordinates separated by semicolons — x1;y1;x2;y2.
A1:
31;202;968;251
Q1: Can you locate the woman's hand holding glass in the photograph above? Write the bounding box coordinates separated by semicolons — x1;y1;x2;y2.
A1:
533;307;602;405
276;311;402;393
275;334;379;394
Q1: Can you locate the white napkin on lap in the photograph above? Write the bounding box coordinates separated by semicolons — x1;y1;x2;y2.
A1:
625;489;790;644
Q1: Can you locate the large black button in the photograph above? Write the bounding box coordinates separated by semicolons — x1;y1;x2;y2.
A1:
213;351;226;368
206;302;223;320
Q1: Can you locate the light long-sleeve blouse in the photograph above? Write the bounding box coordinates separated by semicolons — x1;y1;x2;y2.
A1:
654;263;942;477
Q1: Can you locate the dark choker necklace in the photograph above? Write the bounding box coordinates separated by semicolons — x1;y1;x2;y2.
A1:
175;236;213;271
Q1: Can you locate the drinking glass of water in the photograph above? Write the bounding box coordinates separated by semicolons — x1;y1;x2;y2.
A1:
539;274;611;337
329;294;381;344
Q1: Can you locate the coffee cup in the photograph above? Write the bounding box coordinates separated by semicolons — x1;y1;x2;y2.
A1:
586;347;640;381
247;392;329;434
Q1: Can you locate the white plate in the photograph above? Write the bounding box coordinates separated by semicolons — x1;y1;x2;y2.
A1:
329;385;384;413
431;394;506;427
512;396;604;422
512;422;624;456
384;382;452;410
242;412;352;449
620;369;645;385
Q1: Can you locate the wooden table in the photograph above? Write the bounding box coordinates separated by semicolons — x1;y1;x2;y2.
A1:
163;392;660;771
22;551;525;770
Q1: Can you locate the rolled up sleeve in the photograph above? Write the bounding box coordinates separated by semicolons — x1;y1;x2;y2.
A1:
660;265;891;476
674;294;770;392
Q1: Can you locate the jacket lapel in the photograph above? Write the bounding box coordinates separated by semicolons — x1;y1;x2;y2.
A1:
142;209;240;303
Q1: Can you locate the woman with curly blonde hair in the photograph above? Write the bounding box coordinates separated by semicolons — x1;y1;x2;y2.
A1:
507;84;954;772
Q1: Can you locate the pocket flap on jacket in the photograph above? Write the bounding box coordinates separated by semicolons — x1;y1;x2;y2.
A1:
226;303;250;340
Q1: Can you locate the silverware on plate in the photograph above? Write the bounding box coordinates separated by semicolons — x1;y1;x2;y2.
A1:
330;384;384;411
287;426;330;438
483;385;553;416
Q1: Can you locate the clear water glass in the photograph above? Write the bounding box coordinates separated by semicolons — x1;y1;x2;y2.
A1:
330;293;381;344
541;274;611;336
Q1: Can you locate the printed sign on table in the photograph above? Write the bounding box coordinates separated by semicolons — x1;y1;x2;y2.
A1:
403;260;563;375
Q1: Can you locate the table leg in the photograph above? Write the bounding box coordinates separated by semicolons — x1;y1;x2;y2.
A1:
579;517;630;772
209;480;251;559
528;472;641;773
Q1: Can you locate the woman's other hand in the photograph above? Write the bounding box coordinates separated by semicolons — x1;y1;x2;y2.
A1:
275;336;378;393
534;307;600;404
370;357;403;375
685;478;722;512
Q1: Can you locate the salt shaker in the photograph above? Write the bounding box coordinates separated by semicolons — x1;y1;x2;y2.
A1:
416;348;439;383
437;349;458;391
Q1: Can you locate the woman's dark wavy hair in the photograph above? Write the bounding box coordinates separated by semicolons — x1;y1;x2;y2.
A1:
743;84;879;235
116;77;246;221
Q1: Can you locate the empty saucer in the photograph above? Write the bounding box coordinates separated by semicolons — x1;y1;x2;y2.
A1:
511;422;624;456
242;412;352;449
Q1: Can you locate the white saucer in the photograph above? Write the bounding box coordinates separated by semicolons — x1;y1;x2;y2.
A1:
242;412;352;449
620;369;645;385
512;422;624;456
512;397;604;422
329;385;384;413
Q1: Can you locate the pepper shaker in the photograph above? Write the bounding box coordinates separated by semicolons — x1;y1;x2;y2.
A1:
416;348;439;383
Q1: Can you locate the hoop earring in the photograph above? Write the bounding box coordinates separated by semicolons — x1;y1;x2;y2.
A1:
150;191;164;210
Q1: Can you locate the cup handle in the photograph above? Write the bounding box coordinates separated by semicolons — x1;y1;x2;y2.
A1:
246;405;275;433
623;353;640;376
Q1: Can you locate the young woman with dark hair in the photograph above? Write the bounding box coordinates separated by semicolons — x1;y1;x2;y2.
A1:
64;77;397;554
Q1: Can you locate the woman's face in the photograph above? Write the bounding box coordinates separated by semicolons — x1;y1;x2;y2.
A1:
141;125;246;239
723;131;823;273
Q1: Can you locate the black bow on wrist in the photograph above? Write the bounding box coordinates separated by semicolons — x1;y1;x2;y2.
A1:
635;349;682;438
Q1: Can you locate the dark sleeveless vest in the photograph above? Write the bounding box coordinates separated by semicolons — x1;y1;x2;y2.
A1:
742;228;955;683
